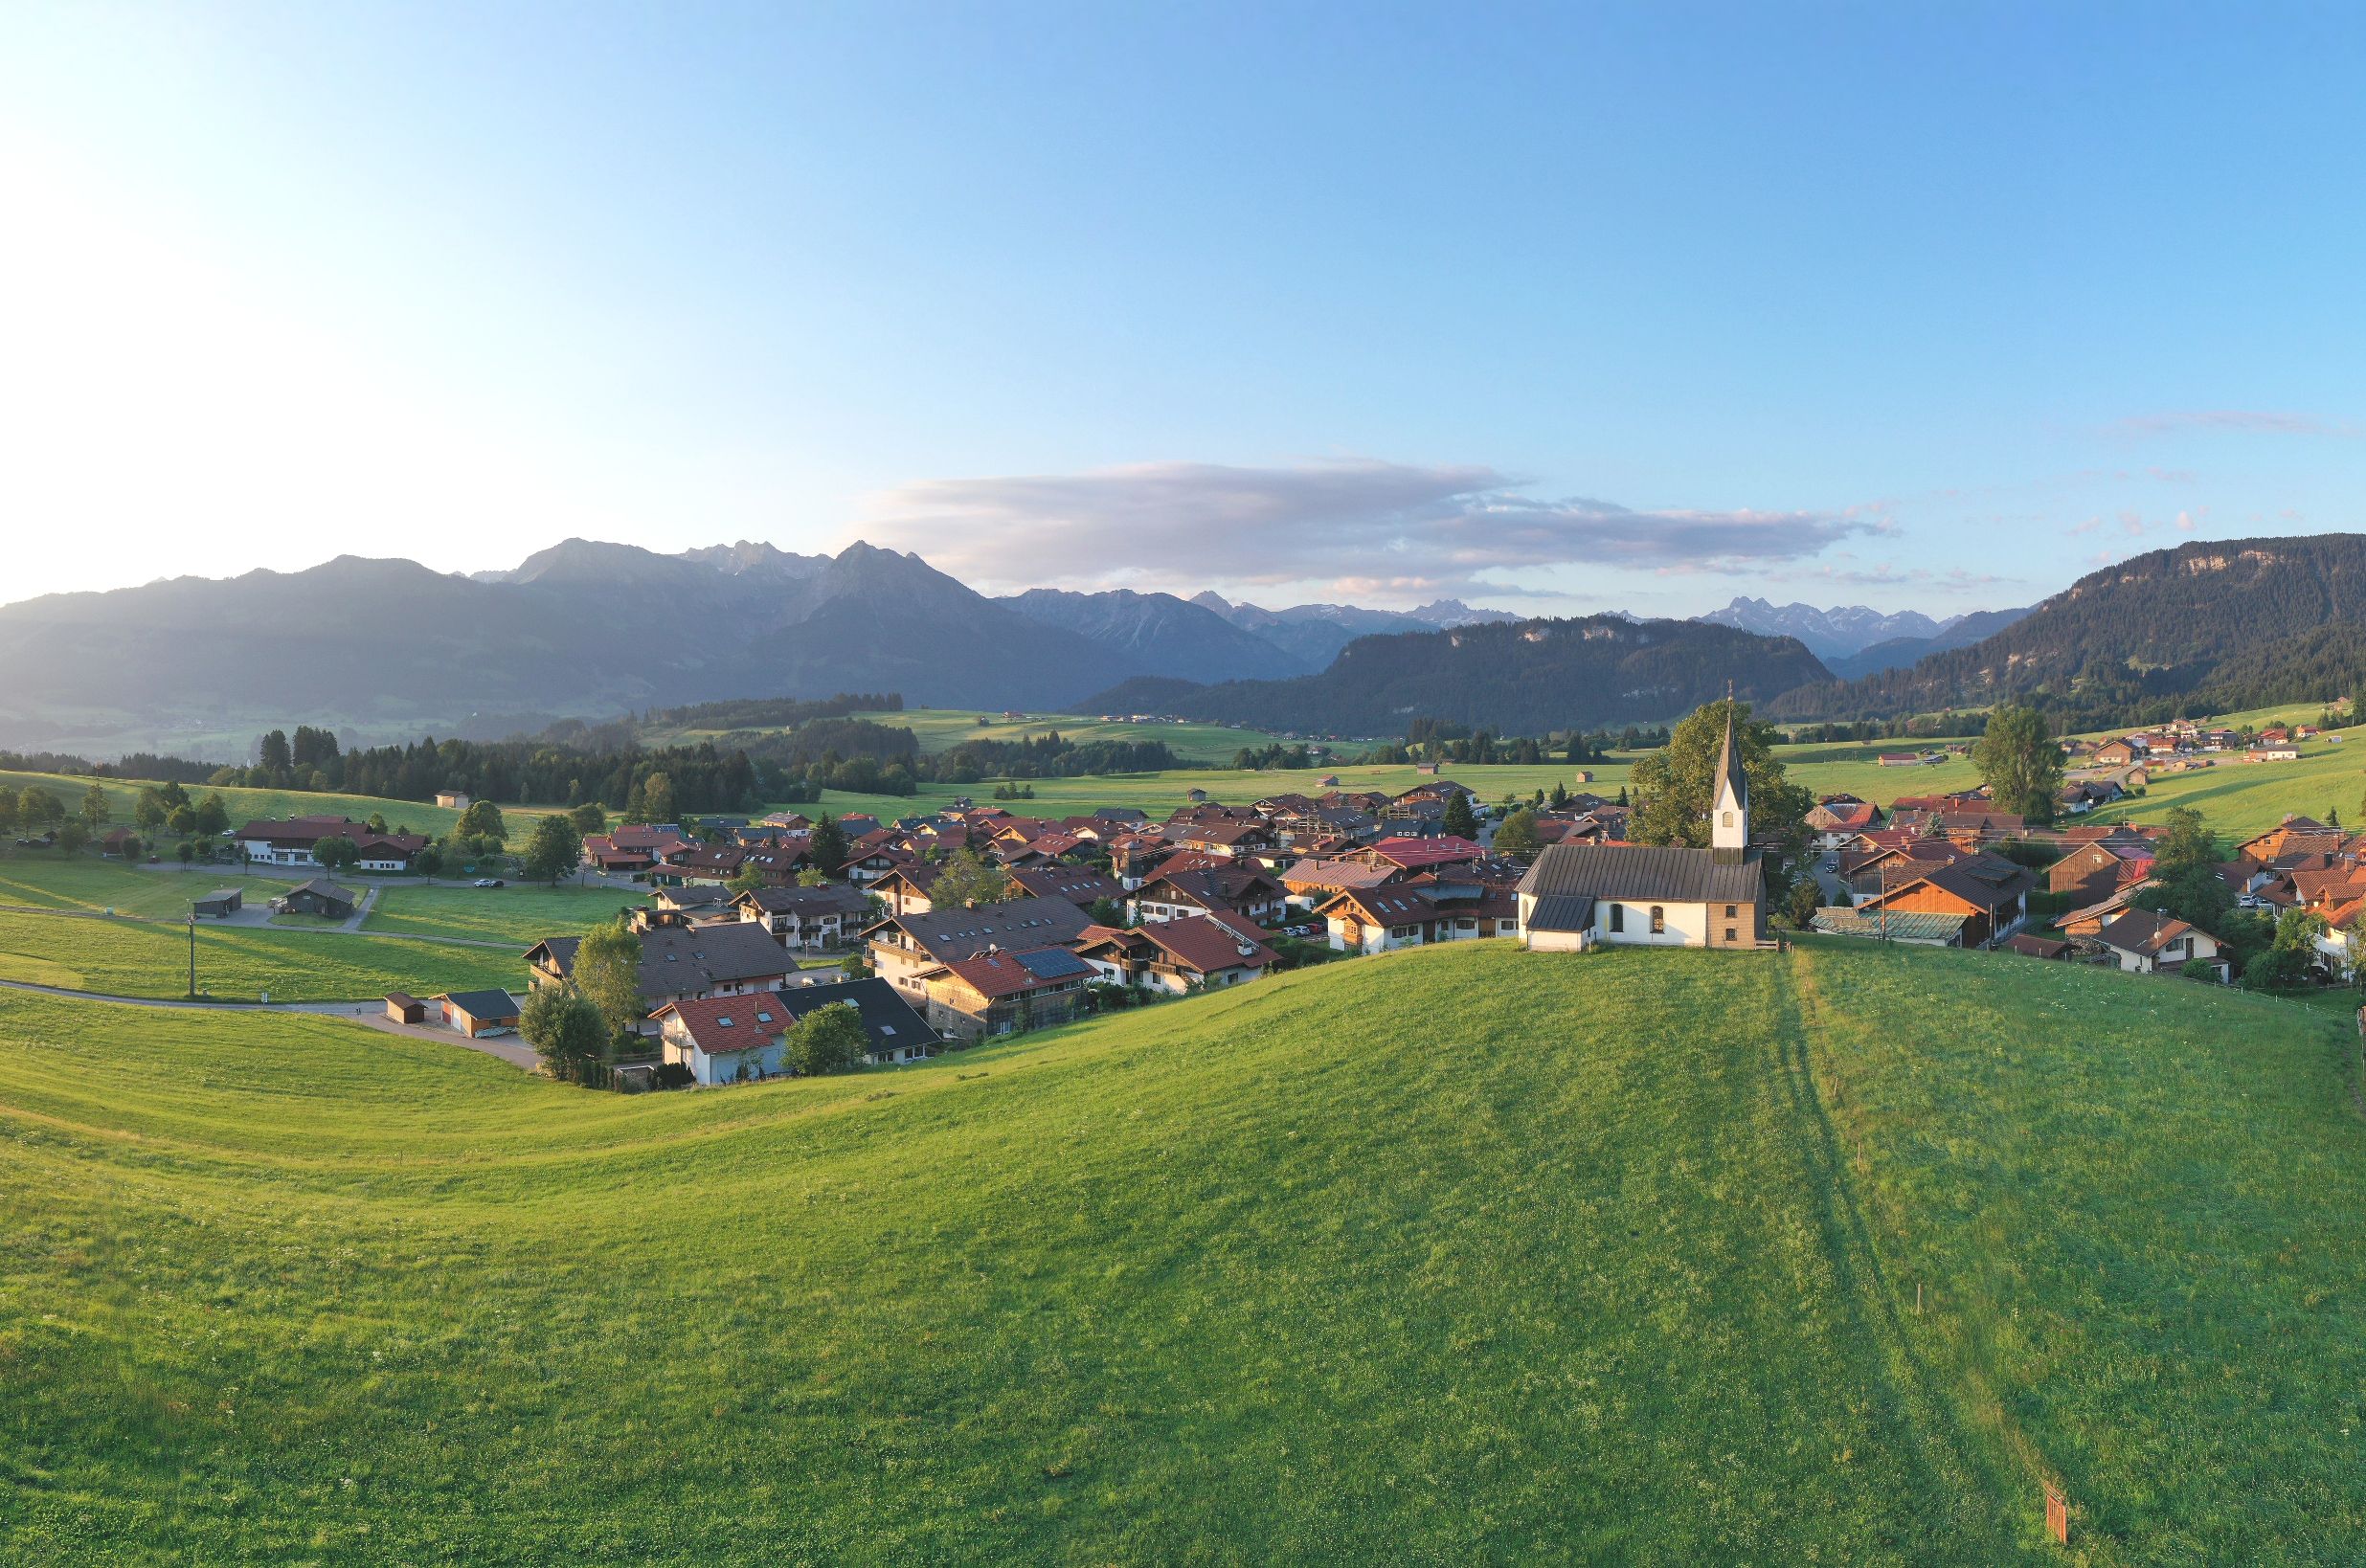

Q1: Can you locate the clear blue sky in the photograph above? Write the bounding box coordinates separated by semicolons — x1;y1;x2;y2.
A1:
4;2;2362;617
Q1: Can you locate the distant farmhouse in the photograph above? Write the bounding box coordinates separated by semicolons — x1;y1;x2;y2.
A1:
237;816;428;872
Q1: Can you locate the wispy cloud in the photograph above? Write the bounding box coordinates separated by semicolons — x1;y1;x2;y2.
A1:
862;459;1879;599
2113;410;2358;438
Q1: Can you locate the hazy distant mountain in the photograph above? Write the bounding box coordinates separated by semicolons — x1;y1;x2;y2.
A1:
1002;589;1312;681
1082;616;1832;735
1822;605;2034;681
1189;592;1521;667
1695;596;1950;660
6;539;1523;753
677;540;831;580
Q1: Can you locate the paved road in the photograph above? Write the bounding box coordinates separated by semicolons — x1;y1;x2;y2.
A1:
0;979;540;1069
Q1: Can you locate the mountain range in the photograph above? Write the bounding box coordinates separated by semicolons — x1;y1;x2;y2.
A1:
3;530;2351;759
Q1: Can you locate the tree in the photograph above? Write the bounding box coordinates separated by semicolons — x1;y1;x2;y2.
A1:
640;773;677;825
1628;699;1812;854
134;787;169;832
2243;907;2327;990
2152;806;2219;878
931;847;1013;908
456;800;508;844
520;984;610;1085
1493;808;1543;857
570;801;608;835
519;813;583;885
56;820;90;855
313;836;362;873
176;840;194;864
796;866;827;888
193;793;231;838
783;1001;868;1076
1439;792;1479;840
17;787;63;828
574;923;645;1044
78;782;109;834
809;814;849;876
257;729;293;774
1971;705;2063;824
1779;870;1816;931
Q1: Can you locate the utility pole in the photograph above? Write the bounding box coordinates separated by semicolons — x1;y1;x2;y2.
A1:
186;913;196;998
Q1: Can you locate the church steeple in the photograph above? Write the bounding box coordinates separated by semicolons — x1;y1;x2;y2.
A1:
1711;698;1749;863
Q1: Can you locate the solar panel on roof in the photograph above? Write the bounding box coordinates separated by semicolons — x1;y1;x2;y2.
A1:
1019;949;1092;980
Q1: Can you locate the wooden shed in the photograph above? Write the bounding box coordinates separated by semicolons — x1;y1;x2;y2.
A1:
192;888;243;919
383;992;426;1025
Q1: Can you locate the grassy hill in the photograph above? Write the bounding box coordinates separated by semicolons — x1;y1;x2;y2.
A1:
6;940;2363;1560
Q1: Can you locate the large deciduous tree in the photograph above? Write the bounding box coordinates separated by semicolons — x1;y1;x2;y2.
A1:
1628;699;1811;854
1492;808;1543;857
1972;704;2064;824
930;846;1013;909
574;923;645;1045
522;814;583;885
521;984;610;1085
784;1001;868;1077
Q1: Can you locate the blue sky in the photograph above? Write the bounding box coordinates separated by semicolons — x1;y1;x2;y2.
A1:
3;2;2362;617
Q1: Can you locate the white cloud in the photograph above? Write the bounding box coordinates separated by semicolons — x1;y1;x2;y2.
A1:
863;459;1875;600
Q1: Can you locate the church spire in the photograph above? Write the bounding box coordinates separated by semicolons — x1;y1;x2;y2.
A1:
1711;697;1749;862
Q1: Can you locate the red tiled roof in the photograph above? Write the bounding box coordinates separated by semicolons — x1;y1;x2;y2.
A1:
652;994;789;1055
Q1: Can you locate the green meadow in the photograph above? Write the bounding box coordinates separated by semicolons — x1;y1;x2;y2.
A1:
0;908;521;1002
0;769;566;841
0;859;292;922
4;938;2362;1561
361;882;642;945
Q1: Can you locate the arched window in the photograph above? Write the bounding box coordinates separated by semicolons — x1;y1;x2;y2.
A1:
1650;906;1667;934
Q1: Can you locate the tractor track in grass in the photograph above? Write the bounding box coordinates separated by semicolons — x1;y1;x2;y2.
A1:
1771;946;2038;1557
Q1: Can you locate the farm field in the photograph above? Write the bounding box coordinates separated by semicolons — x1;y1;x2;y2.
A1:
0;769;562;842
849;707;1309;762
363;882;644;944
5;938;2364;1560
0;859;291;921
0;907;523;1001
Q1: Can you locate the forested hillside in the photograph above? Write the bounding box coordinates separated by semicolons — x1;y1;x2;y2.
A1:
1772;536;2366;726
1084;616;1831;734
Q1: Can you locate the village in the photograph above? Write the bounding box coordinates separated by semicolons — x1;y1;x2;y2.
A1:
115;701;2352;1093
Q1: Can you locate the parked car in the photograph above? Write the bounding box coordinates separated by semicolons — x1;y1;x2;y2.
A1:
472;877;506;888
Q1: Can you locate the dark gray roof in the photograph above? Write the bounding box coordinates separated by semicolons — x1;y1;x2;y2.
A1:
439;988;518;1018
529;921;797;1004
771;976;940;1054
868;895;1093;961
1523;893;1597;932
1515;843;1764;904
737;883;870;916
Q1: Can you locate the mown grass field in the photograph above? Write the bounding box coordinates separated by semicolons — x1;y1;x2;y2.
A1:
4;938;2361;1560
0;909;522;1001
859;708;1308;762
362;883;643;944
0;770;570;842
0;858;291;921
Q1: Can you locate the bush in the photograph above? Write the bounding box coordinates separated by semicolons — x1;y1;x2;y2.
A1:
2178;957;2224;984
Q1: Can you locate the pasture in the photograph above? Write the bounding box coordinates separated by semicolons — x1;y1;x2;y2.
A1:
362;882;643;945
0;907;522;1002
5;939;2363;1560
